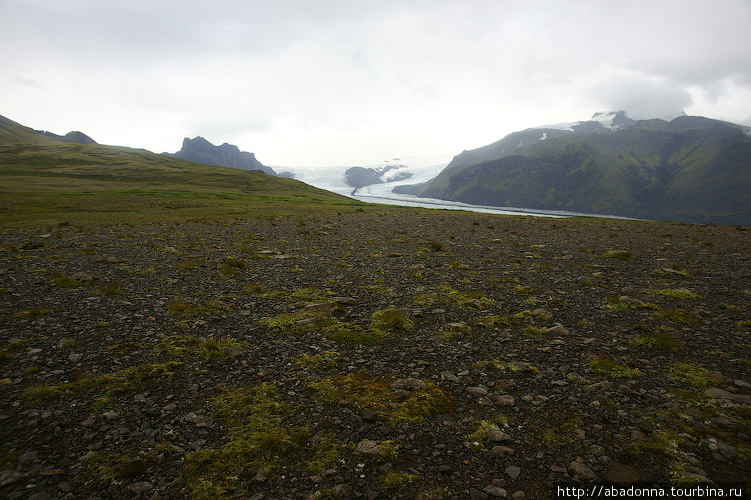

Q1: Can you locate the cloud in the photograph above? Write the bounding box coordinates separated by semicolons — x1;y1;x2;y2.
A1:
590;74;693;120
1;0;749;166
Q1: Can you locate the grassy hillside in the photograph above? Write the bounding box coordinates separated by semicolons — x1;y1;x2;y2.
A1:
412;117;751;224
0;115;363;228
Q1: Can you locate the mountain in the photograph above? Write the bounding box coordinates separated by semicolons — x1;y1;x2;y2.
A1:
35;129;97;144
394;112;751;225
167;136;293;178
0;114;357;226
345;165;413;189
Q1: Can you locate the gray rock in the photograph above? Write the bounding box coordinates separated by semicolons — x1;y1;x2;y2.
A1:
127;481;153;493
183;412;204;424
496;394;515;407
505;465;521;480
705;387;751;403
483;485;508;498
491;445;515;456
567;457;596;481
356;439;380;455
467;386;488;397
547;323;569;335
486;427;511;442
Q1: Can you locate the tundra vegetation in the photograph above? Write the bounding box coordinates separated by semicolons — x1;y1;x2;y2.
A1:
1;115;750;498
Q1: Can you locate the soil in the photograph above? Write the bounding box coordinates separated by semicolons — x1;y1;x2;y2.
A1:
1;211;750;499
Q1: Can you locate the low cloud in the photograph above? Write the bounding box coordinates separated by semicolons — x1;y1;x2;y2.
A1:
590;75;693;121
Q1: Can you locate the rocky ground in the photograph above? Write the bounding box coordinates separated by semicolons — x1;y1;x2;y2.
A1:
1;210;750;500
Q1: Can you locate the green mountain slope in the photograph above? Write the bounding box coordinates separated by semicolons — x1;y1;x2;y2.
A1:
0;115;359;227
399;115;751;224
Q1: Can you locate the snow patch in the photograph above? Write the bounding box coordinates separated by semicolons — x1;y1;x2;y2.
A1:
540;132;548;141
590;111;617;130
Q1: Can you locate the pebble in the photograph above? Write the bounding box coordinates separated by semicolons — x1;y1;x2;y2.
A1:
483;486;508;498
547;324;569;335
356;439;380;455
505;465;521;480
183;412;204;424
568;457;596;481
467;386;488;396
486;427;511;443
491;445;515;456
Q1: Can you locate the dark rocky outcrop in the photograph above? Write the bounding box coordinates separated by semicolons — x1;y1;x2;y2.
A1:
345;165;412;188
167;136;285;177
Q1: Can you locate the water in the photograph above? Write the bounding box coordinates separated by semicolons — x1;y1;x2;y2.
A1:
279;164;632;220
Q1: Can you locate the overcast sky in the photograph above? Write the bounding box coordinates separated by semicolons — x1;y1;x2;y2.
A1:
2;0;750;167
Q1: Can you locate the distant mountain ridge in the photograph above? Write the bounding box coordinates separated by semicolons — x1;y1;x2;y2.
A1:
167;136;293;178
395;112;751;225
35;129;97;144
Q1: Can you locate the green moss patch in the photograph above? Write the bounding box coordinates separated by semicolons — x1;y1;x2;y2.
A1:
591;353;642;379
24;361;184;405
181;383;309;500
310;372;455;425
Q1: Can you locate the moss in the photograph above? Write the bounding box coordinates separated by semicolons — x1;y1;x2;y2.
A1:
514;284;535;295
218;257;246;277
604;295;630;311
310;372;455;425
467;420;502;443
13;307;53;319
307;436;350;474
668;362;713;389
79;448;149;486
198;337;244;362
371;307;415;332
24;361;184;405
414;284;493;309
326;324;390;345
96;282;122;296
50;272;84;287
657;309;700;325
380;471;418;489
166;299;232;319
242;281;265;294
181;384;309;500
524;325;548;337
598;250;634;260
472;359;507;370
652;288;700;300
591;353;641;379
295;351;341;369
475;314;518;328
630;330;681;351
534;414;581;450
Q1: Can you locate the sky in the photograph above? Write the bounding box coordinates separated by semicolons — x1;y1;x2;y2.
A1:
1;0;750;168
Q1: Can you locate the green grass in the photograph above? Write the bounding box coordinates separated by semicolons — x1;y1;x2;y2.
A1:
0;115;370;228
